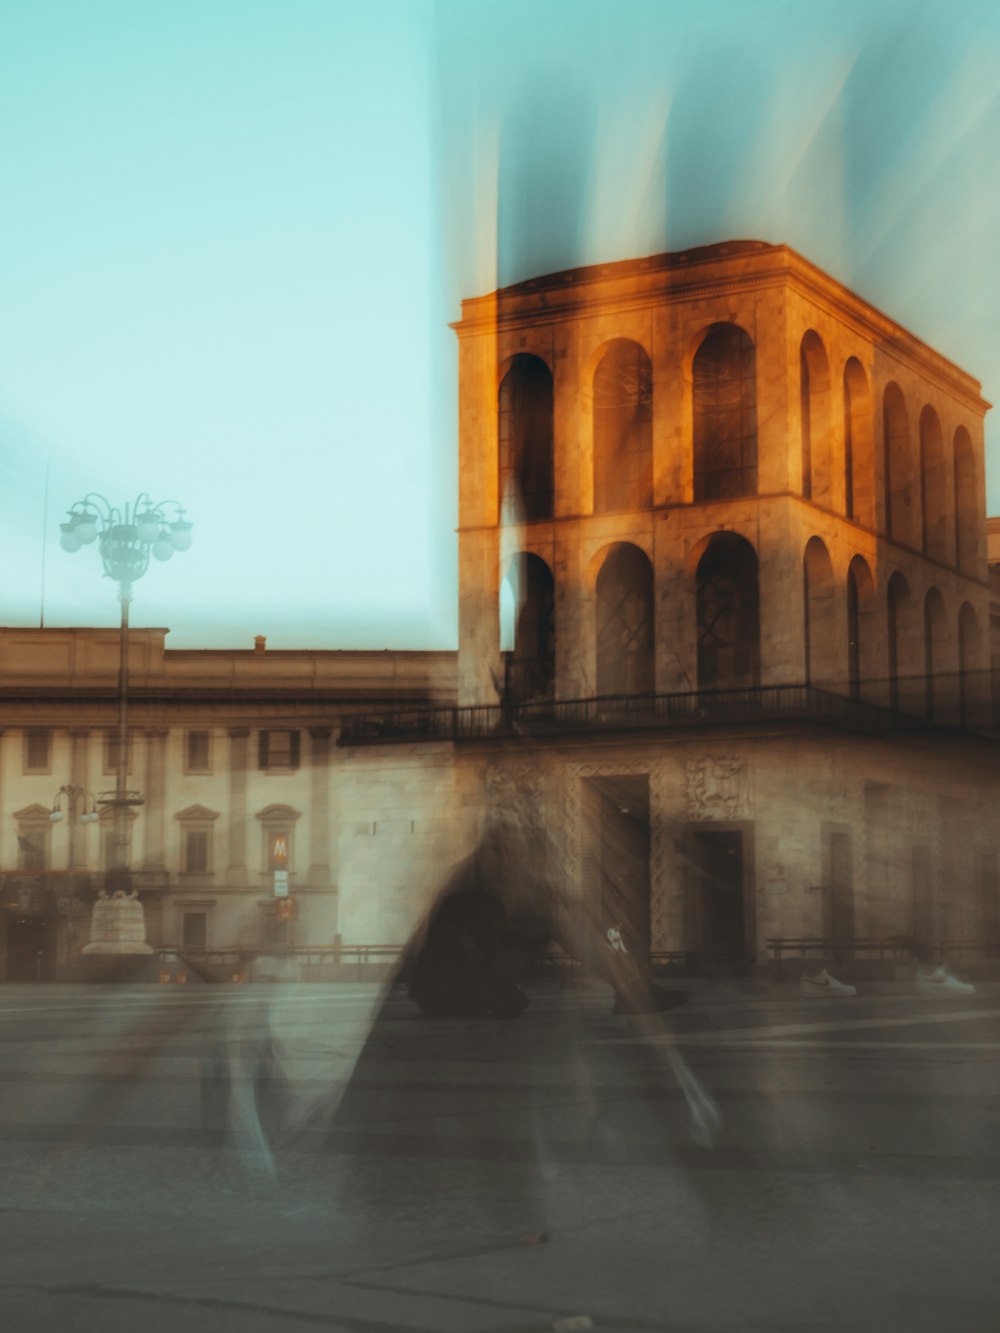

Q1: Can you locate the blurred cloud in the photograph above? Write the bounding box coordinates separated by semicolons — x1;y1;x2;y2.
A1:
1;0;998;645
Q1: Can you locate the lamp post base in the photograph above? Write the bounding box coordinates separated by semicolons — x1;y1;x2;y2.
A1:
82;890;154;956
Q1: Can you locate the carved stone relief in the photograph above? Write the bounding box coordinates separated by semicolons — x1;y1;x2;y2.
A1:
486;761;544;827
684;754;751;820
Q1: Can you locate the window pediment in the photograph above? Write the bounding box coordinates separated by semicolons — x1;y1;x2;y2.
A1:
255;804;300;823
14;804;53;822
175;804;220;823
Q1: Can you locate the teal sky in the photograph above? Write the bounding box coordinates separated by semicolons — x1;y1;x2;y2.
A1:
1;0;998;647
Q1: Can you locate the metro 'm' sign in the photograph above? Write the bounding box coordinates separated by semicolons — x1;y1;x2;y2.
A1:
270;834;288;867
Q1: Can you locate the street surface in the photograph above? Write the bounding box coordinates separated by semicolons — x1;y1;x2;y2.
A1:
0;977;998;1332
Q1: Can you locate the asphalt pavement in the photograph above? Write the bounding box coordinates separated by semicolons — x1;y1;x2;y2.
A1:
0;976;998;1333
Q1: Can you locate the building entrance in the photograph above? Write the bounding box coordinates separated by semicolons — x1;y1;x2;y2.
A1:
823;826;855;941
585;776;651;962
5;914;57;982
692;829;746;959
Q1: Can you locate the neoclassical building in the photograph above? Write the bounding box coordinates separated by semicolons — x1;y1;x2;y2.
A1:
1;240;998;980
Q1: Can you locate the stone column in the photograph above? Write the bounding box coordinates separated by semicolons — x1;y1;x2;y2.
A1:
226;728;250;886
652;306;686;506
554;323;585;517
143;730;168;869
307;728;333;886
0;731;5;872
458;529;501;707
69;729;90;872
755;285;794;496
757;502;807;686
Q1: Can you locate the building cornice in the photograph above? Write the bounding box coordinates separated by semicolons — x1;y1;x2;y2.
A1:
452;241;989;417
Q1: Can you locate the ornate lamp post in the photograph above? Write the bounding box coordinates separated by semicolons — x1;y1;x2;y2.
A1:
49;783;100;862
60;494;192;956
50;784;100;953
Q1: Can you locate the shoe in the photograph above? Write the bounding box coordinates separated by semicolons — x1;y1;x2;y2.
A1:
800;968;856;997
915;965;976;997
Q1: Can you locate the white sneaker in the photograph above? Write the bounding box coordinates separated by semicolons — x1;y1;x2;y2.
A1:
800;968;857;997
915;965;976;997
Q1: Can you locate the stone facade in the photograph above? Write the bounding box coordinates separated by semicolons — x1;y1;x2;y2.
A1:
445;239;999;971
0;633;467;979
2;240;999;981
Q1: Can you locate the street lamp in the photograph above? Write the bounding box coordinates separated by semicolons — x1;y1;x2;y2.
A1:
50;783;100;868
50;784;100;949
61;493;192;956
50;784;100;823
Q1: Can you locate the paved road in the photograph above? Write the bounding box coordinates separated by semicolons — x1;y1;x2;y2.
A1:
0;977;998;1332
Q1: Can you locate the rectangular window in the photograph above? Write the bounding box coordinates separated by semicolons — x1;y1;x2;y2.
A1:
103;732;133;775
259;730;300;770
23;728;51;774
182;912;207;952
184;730;211;773
183;829;210;874
17;829;48;873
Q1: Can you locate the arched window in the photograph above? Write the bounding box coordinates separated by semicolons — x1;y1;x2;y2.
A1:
593;340;652;513
923;588;947;721
847;556;877;702
920;407;949;562
596;544;654;696
954;427;978;575
498;355;554;522
693;324;757;501
800;331;831;506
696;533;760;689
883;384;914;545
502;552;555;703
803;537;837;687
844;359;873;526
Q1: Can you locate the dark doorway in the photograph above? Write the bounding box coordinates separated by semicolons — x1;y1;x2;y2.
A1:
693;830;746;958
183;912;208;952
7;915;57;982
911;843;935;946
586;776;651;964
823;827;855;941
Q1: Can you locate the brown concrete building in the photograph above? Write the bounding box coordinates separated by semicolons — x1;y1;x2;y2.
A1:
2;240;999;981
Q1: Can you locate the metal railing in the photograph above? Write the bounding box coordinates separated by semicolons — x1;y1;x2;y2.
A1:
766;937;1000;966
170;943;408;981
1;868;169;904
171;944;715;982
338;683;951;745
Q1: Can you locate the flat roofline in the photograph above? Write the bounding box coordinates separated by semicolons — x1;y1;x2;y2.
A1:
453;239;989;412
162;648;457;659
487;239;776;299
0;626;456;659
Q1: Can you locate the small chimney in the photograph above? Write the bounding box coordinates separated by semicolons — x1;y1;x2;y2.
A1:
254;635;266;654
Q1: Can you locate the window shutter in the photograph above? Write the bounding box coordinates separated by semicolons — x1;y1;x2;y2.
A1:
290;730;301;769
258;731;269;769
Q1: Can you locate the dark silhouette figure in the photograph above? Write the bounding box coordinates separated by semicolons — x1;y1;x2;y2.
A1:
406;829;686;1020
